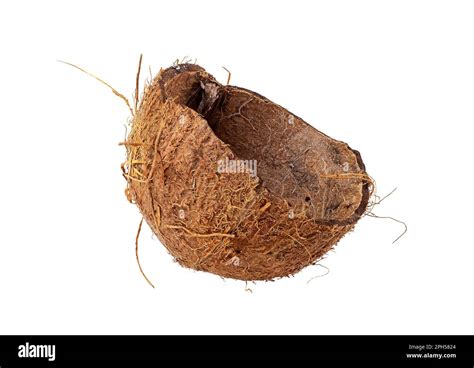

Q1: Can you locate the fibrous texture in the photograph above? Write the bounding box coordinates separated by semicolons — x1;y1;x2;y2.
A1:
123;63;371;281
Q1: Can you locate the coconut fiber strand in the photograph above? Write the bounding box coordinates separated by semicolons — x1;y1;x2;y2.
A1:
123;63;372;281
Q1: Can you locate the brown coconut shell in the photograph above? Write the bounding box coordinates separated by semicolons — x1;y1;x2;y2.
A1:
123;63;372;281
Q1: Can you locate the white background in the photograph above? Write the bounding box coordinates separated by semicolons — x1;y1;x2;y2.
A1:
1;0;473;334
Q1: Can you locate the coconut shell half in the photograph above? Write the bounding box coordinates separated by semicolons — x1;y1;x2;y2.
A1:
123;63;371;281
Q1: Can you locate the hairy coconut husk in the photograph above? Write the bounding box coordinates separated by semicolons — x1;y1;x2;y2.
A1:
123;63;372;281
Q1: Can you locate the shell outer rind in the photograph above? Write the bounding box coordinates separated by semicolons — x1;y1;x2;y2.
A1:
123;64;371;281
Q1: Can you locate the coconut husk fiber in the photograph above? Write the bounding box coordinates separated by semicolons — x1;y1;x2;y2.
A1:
122;63;372;281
